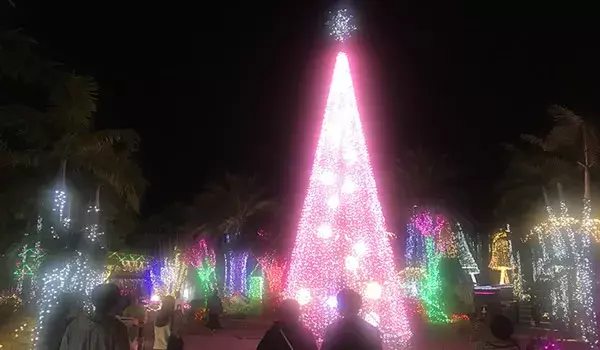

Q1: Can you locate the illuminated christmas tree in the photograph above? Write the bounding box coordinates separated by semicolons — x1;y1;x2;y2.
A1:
284;9;411;345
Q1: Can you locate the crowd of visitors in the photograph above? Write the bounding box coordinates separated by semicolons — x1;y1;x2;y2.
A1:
45;283;527;350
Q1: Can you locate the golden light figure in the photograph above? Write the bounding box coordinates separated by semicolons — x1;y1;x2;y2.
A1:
489;230;513;285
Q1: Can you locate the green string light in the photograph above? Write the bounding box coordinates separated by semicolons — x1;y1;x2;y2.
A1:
419;237;449;323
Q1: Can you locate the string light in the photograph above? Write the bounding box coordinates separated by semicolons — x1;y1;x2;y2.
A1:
33;253;103;350
184;240;217;298
284;52;411;346
0;318;34;350
455;223;479;284
84;205;104;247
420;237;449;323
249;276;264;302
106;252;148;274
150;250;187;298
489;228;513;285
327;8;357;42
224;251;248;296
257;253;287;297
14;242;44;293
531;198;597;347
576;198;597;346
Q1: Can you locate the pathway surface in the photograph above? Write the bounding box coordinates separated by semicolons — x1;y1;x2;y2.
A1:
143;316;590;350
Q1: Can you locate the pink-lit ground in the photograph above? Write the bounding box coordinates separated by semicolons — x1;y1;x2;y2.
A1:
141;316;590;350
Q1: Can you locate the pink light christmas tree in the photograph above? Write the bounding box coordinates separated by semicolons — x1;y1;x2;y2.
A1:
284;9;411;345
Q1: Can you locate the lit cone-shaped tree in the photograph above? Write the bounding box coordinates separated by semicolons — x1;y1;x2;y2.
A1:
284;17;411;343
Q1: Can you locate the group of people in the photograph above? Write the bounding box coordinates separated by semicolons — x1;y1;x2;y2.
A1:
257;288;382;350
42;283;188;350
40;282;529;350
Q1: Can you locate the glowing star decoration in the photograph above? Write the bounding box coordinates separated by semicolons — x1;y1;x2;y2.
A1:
327;8;357;42
284;52;411;345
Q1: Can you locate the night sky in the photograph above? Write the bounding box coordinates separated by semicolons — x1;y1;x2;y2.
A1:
2;1;600;231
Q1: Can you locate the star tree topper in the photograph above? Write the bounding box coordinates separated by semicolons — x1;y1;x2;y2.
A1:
327;8;357;42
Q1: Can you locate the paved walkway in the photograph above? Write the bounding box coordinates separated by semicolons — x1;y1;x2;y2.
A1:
142;316;591;350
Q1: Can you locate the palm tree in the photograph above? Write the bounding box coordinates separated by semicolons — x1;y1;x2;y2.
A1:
391;146;461;209
495;141;581;229
0;31;146;250
525;105;600;200
188;173;275;250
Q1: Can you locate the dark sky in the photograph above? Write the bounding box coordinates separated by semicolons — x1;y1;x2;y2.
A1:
2;1;600;230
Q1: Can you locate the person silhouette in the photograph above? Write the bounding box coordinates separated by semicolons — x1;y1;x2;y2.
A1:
321;289;382;350
257;299;317;350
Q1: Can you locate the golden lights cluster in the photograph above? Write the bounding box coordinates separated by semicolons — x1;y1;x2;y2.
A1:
283;51;411;346
489;228;514;285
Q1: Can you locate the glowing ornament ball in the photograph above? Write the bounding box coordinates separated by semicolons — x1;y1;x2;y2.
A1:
284;32;411;345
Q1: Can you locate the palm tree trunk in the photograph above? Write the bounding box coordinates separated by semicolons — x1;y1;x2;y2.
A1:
583;125;591;200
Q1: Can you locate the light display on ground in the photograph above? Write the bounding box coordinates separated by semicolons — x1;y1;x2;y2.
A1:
150;250;187;299
283;50;411;345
